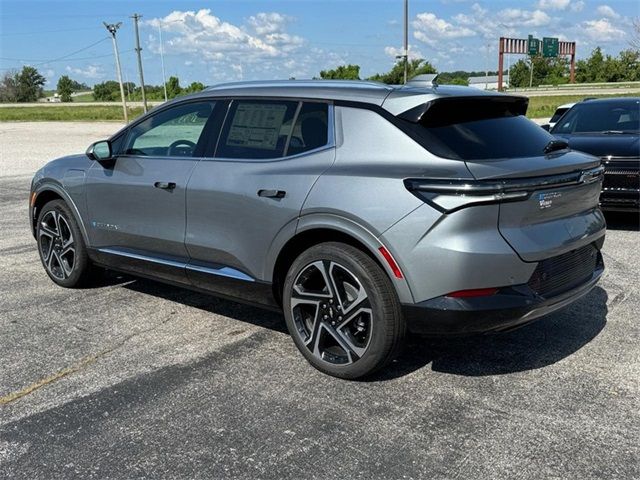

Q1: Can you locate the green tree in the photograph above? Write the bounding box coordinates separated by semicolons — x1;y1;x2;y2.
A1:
319;64;361;80
445;77;468;86
618;49;640;81
508;56;569;88
69;79;90;91
56;75;73;102
184;81;205;94
368;59;436;84
92;80;120;101
15;66;45;102
0;71;19;102
166;76;182;99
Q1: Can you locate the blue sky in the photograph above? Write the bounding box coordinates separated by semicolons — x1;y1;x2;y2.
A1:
1;0;638;87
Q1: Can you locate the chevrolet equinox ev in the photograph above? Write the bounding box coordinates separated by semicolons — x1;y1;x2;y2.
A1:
30;80;606;379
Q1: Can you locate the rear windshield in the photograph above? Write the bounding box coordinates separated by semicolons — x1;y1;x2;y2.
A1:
406;112;554;161
551;100;640;134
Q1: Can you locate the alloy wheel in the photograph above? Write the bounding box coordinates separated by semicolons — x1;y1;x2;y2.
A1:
290;260;373;366
39;210;76;280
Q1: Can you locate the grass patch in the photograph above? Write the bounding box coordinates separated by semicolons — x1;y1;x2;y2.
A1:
525;93;639;119
0;105;144;122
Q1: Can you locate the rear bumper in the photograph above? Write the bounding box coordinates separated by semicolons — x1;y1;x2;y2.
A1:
402;262;604;336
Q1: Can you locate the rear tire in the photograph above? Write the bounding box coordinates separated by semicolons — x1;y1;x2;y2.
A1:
36;199;96;288
283;242;405;379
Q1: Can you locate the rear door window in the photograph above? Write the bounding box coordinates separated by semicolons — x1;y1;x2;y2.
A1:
216;100;298;159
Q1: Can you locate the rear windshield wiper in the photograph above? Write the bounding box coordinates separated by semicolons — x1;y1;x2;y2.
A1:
543;139;569;154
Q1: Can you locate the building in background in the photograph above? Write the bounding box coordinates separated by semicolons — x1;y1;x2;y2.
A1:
468;75;500;90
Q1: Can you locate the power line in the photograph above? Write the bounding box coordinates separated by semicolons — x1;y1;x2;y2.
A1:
0;49;135;64
0;38;111;64
34;38;111;66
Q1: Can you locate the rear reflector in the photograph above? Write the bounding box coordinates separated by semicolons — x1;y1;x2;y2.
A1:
446;288;499;298
378;246;403;279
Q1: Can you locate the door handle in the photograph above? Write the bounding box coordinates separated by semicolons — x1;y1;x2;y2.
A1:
258;189;286;198
154;181;176;190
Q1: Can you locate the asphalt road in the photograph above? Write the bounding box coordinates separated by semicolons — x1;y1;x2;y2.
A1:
1;123;639;479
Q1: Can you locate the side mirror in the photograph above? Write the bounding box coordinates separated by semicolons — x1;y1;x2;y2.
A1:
86;140;112;161
540;124;551;132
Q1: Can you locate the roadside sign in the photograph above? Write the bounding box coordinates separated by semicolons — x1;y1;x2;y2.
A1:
528;35;539;56
543;37;559;57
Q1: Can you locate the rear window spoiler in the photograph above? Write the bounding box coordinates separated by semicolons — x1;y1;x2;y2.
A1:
397;95;529;126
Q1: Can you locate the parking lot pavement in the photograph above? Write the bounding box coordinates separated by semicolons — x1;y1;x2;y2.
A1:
1;123;639;479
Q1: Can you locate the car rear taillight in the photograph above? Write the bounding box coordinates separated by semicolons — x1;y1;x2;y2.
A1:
403;166;604;214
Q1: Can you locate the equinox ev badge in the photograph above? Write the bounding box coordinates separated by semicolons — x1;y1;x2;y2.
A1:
538;192;562;209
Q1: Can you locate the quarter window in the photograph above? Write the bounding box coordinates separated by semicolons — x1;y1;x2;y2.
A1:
216;100;298;159
288;102;329;156
124;101;215;157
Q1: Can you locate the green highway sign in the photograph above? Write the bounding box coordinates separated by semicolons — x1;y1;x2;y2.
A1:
543;37;559;57
528;35;540;56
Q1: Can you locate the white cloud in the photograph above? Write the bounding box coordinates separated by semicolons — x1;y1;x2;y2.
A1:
537;0;570;10
247;12;292;35
581;18;626;41
412;12;475;47
145;9;303;62
384;45;424;60
596;5;620;19
142;9;338;81
453;3;550;40
570;1;585;12
499;9;551;27
65;64;103;79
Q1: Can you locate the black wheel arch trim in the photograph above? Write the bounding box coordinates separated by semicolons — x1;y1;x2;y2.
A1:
31;183;90;247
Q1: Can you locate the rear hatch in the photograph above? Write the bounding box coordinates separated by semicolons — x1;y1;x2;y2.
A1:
399;95;606;262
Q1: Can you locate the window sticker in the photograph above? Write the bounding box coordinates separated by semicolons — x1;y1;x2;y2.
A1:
226;103;288;150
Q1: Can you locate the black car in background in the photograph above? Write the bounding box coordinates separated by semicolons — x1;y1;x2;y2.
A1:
551;98;640;212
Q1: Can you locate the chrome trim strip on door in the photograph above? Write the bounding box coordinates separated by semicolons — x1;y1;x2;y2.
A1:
97;248;255;282
187;264;255;282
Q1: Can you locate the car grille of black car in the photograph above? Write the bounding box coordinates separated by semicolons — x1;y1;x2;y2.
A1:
527;244;601;298
602;168;640;190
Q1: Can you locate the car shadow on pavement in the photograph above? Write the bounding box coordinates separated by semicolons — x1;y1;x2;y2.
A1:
103;270;608;381
118;273;288;334
604;212;639;231
371;286;608;380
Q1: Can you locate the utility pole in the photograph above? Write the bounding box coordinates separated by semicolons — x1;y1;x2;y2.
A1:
158;22;168;102
131;13;148;113
403;0;409;84
104;22;128;123
529;57;534;88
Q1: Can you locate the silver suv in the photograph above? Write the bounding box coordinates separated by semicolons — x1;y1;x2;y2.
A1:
30;80;605;379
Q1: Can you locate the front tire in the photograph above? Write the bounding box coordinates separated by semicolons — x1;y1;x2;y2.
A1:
36;199;95;288
283;242;405;379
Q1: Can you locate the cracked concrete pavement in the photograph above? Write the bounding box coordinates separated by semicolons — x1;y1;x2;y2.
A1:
0;122;638;479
